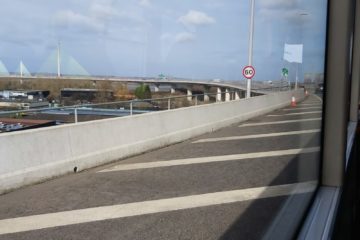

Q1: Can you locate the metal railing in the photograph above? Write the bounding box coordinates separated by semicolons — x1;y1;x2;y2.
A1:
0;90;250;124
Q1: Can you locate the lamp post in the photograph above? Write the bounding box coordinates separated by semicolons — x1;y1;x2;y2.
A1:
295;12;308;90
57;41;61;78
246;0;255;98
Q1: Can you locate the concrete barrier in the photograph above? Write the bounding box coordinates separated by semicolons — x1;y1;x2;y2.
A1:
0;90;305;194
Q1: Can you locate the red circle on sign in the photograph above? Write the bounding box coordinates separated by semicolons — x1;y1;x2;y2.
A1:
243;66;255;79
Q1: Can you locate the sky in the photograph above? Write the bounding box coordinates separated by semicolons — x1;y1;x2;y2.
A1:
0;0;328;81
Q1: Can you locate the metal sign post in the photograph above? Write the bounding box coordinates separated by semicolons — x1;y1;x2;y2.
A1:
247;0;255;99
282;68;289;89
243;65;255;97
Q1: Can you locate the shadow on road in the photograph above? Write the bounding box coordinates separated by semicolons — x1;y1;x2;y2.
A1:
219;135;321;240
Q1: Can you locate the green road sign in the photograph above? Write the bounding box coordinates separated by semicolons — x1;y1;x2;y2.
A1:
282;68;289;77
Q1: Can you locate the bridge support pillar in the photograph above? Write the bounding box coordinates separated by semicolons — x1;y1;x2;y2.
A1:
170;86;176;94
225;89;231;102
203;86;211;102
154;84;160;92
204;93;210;102
187;89;193;101
216;87;222;102
235;91;240;100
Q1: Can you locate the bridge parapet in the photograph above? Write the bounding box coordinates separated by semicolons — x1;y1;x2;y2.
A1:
0;90;305;194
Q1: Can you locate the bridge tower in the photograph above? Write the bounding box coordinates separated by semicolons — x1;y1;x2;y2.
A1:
57;41;61;77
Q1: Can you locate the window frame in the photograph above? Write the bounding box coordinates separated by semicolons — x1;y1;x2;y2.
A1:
298;0;360;238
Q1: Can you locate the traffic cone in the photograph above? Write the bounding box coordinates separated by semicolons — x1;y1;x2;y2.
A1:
291;96;297;107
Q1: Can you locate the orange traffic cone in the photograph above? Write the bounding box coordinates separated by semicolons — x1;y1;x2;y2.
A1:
291;96;297;107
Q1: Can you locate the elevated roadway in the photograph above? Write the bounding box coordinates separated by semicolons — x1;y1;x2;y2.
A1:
0;95;323;239
0;75;266;99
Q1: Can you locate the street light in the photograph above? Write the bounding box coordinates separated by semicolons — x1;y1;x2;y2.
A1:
57;41;61;78
246;0;255;98
295;12;308;90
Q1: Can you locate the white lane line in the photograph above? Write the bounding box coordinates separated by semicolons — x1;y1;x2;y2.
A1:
98;147;320;173
311;94;323;103
268;111;322;117
283;107;322;111
301;101;321;104
193;129;320;143
0;181;317;235
297;104;322;107
239;118;322;127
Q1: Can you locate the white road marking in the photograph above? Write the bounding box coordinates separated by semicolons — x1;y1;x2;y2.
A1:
283;107;322;111
297;103;322;107
301;101;321;103
268;111;322;117
311;94;323;103
98;147;320;173
193;129;320;143
239;118;322;127
0;181;317;235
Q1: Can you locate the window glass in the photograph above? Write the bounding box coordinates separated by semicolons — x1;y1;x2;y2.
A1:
0;0;327;239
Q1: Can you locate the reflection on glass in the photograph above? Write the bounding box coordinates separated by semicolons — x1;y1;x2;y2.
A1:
0;0;327;239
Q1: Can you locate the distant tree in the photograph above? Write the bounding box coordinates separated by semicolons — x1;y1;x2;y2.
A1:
113;83;129;99
134;83;151;99
93;80;113;103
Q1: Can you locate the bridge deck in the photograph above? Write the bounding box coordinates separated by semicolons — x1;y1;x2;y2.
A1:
0;96;322;239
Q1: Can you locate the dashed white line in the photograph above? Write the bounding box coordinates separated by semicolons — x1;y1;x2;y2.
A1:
268;111;322;117
311;94;324;103
0;181;317;235
283;107;322;111
193;129;321;143
98;147;320;173
297;103;322;107
239;118;322;127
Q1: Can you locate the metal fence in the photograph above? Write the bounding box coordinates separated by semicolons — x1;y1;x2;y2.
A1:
0;90;250;124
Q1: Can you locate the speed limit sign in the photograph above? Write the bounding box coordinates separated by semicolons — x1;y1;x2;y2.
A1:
243;66;255;79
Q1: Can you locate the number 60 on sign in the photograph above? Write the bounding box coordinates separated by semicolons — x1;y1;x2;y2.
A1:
243;66;255;79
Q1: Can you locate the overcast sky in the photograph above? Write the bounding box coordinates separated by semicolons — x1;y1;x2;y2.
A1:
0;0;328;81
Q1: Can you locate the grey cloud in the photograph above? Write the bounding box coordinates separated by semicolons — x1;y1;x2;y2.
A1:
53;10;106;32
258;8;309;23
178;10;215;27
258;0;297;9
90;2;119;20
139;0;151;7
175;32;196;43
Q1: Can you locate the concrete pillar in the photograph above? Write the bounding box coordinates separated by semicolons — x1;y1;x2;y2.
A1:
154;84;160;92
203;86;211;102
170;86;176;94
225;89;231;102
235;91;240;100
187;89;193;101
204;93;210;102
216;87;222;102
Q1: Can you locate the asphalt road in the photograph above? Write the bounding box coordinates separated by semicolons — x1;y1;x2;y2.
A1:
0;95;323;240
